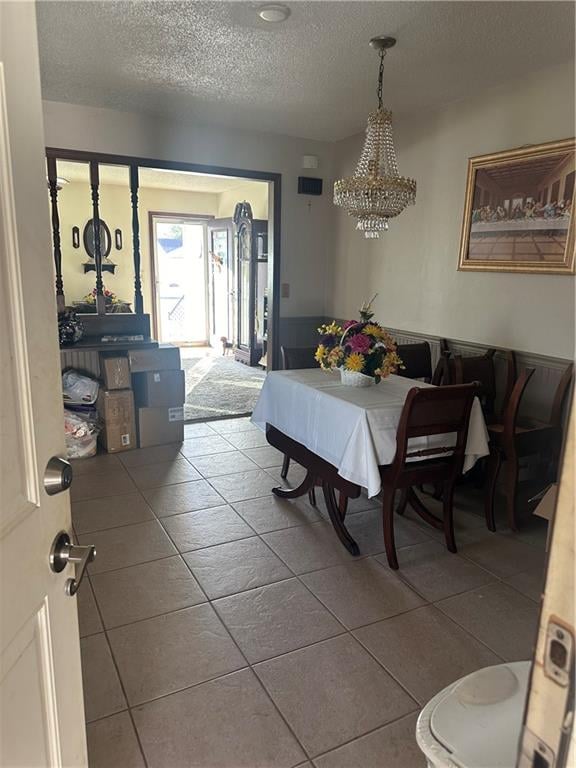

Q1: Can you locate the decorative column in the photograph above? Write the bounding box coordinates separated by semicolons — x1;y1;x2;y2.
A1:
46;157;66;312
130;164;144;314
89;161;106;315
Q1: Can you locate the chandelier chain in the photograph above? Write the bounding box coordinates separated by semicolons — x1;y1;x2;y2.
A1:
377;49;386;109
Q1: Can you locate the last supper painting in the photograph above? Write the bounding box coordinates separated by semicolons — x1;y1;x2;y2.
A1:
458;138;575;274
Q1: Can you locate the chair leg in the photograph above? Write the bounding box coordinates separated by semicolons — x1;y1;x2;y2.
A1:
308;487;317;507
443;481;457;553
382;487;398;570
504;455;520;532
396;488;408;516
484;448;501;532
281;454;290;479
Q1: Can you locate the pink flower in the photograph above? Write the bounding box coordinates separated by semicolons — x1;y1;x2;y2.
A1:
348;333;371;354
343;320;357;330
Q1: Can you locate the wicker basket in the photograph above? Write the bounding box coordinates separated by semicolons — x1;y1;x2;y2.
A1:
339;368;375;387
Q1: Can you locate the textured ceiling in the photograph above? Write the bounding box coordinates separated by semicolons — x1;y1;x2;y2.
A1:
37;1;575;142
56;160;267;193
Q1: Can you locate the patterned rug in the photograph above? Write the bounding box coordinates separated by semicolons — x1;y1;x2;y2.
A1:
182;355;266;421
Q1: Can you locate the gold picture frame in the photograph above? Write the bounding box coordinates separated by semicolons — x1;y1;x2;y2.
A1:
458;138;575;274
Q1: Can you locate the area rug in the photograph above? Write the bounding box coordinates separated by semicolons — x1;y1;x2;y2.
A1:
182;355;266;421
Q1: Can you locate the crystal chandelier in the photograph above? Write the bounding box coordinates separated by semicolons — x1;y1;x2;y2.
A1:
334;36;416;238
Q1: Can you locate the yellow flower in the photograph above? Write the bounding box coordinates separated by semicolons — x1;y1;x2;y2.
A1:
362;324;381;337
344;353;365;372
315;344;327;363
318;321;343;336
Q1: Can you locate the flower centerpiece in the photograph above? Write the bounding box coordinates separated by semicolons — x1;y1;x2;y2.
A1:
315;297;403;387
73;287;131;314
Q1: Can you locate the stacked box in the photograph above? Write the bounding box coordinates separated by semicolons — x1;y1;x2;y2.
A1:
97;355;136;453
129;346;185;447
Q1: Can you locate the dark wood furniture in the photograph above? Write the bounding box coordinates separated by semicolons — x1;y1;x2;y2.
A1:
485;362;573;531
381;383;480;568
267;382;480;569
234;205;269;367
396;342;433;382
279;346;319;503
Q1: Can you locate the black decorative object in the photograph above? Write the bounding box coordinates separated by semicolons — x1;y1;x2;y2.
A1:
58;310;84;346
114;228;123;250
83;218;112;260
46;156;65;311
130;165;144;314
298;177;323;196
72;226;80;249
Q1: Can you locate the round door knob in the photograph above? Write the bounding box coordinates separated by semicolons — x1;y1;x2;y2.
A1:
44;456;73;496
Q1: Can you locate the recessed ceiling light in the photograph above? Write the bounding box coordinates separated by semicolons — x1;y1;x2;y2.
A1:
258;4;291;23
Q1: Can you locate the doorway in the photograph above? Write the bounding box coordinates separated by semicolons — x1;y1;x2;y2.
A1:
151;213;211;346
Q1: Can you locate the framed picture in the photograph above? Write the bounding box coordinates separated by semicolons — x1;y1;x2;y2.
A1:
458;138;575;274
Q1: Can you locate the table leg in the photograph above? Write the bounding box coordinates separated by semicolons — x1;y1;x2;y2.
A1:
272;470;316;500
322;482;360;556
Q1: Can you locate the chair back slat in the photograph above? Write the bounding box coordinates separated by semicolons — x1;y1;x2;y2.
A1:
450;351;497;417
396;342;433;382
393;383;479;471
281;346;318;371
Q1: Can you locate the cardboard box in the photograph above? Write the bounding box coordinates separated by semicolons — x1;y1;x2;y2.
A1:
100;356;131;390
133;370;185;408
97;389;136;453
533;483;558;550
128;345;181;373
137;406;184;448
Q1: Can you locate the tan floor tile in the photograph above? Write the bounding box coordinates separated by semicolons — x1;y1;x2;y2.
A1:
132;669;305;768
355;605;500;705
458;530;546;578
71;468;136;502
179;434;234;458
126;458;201;489
72;493;154;534
80;633;126;722
301;559;424;629
345;508;432;556
377;540;496;602
142;479;225;517
77;579;103;637
214;578;343;663
267;463;308;487
71;452;122;477
80;520;177;574
184;422;216;438
190;450;257;478
108;603;246;706
86;711;145;768
183;536;292;599
233;495;323;533
210;417;259;434
209;469;277;503
91;556;206;628
504;568;545;603
255;635;416;757
225;430;269;449
314;712;425;768
162;505;254;552
262;522;357;574
242;445;285;468
437;583;539;661
118;443;183;468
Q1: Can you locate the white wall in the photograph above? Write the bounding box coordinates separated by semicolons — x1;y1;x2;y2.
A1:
43;101;333;318
327;63;575;359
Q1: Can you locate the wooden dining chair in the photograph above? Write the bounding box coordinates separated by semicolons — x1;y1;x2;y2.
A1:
380;383;480;569
485;362;573;532
280;346;319;503
396;342;433;382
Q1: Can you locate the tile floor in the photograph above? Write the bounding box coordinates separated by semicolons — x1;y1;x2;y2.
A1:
74;416;547;768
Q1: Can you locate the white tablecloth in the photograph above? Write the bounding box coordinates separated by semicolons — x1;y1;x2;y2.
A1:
252;370;490;498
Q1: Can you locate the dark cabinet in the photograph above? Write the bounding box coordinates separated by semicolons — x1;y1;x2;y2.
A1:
234;211;268;367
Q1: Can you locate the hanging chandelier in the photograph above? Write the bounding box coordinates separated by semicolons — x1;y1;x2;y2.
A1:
334;36;416;238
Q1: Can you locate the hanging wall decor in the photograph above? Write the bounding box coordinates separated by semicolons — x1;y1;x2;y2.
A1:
72;226;80;249
114;228;123;250
458;138;575;274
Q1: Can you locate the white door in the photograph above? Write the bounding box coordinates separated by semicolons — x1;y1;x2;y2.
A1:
0;4;88;767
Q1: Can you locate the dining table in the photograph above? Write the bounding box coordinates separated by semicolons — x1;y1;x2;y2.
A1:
251;368;490;555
